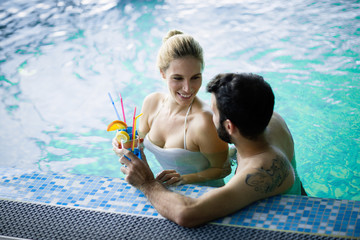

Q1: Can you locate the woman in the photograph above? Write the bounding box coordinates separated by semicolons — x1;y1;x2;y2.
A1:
114;30;230;187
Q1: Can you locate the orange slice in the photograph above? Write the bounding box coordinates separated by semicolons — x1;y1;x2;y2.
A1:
107;120;127;131
116;131;130;142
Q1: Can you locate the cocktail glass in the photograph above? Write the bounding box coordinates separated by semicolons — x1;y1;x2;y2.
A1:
116;127;142;159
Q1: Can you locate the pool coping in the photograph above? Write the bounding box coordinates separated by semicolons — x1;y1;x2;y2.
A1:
1;167;359;239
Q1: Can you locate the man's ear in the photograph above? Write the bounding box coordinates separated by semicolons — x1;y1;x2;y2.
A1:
224;119;236;135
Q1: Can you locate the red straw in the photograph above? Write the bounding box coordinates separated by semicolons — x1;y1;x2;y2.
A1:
131;107;136;151
119;93;126;124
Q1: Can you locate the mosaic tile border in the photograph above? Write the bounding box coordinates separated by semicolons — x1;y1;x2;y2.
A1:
1;167;359;238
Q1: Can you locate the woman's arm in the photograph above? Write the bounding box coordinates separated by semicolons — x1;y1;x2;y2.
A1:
156;148;230;185
181;152;230;184
182;111;230;184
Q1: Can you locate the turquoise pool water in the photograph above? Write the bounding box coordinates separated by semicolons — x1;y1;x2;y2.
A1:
0;0;359;200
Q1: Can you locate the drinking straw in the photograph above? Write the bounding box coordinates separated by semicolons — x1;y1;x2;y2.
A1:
131;113;143;151
119;92;126;124
135;113;143;120
131;107;137;151
108;92;120;120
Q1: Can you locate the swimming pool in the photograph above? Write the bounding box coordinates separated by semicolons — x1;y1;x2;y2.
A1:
0;0;359;201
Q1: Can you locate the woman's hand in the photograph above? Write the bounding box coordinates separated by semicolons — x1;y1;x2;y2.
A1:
112;137;123;157
156;170;184;186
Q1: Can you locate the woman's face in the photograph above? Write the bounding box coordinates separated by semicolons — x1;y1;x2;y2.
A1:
161;56;202;106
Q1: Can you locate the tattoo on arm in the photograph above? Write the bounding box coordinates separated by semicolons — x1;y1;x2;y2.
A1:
245;157;290;194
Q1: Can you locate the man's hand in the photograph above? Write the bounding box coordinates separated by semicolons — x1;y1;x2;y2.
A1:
119;148;156;189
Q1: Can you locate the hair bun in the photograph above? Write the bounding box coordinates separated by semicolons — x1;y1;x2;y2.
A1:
163;30;184;43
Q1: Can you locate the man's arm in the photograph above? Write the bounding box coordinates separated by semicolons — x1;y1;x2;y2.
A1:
120;149;242;227
120;149;294;228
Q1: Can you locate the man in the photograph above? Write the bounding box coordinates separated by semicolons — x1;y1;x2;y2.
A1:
118;73;303;228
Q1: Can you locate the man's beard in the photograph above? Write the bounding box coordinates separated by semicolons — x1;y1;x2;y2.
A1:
217;122;232;143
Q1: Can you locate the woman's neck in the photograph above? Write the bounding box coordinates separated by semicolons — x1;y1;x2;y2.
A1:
165;94;194;117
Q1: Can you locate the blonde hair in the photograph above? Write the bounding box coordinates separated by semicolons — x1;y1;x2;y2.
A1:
156;30;204;72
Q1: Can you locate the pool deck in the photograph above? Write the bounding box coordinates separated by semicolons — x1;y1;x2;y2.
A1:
0;167;359;239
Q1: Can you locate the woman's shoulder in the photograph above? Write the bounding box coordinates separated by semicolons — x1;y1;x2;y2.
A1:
143;92;165;109
193;97;213;115
144;92;165;102
139;92;165;135
189;97;228;152
191;98;214;128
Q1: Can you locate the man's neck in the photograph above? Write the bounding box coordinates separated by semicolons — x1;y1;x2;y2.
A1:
233;133;269;159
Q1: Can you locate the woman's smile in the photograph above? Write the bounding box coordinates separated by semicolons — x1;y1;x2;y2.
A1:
178;92;193;99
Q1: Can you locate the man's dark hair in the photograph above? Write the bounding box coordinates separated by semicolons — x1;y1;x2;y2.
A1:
206;73;274;140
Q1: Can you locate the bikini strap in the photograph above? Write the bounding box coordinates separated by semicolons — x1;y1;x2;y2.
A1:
183;102;193;150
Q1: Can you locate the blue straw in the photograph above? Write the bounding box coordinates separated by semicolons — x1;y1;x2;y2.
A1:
108;92;121;120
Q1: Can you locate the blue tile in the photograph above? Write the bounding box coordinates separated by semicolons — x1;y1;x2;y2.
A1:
1;167;359;238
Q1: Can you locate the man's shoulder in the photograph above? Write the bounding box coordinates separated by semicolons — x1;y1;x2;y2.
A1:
269;112;293;133
267;112;294;157
240;152;294;195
